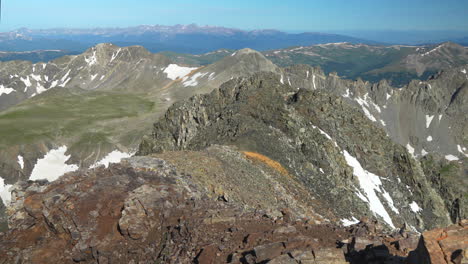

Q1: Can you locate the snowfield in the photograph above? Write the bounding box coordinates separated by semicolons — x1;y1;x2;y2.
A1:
30;146;79;182
163;64;198;80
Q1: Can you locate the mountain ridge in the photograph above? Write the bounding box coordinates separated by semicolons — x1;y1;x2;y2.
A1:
0;44;466;235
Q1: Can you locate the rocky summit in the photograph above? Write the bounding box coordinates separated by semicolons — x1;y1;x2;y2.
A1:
0;156;466;263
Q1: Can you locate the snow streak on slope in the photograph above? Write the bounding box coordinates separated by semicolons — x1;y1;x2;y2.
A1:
426;115;434;128
341;217;359;227
17;155;24;169
30;146;79;182
310;123;396;229
183;72;209;87
343;150;396;228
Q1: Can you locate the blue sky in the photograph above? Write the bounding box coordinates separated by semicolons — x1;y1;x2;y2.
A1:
2;0;468;32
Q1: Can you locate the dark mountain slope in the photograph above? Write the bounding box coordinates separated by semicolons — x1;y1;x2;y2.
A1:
138;72;458;230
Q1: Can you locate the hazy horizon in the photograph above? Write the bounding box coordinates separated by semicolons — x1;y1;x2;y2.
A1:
2;0;467;32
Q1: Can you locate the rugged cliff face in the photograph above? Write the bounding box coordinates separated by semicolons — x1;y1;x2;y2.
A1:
280;64;468;161
138;73;459;230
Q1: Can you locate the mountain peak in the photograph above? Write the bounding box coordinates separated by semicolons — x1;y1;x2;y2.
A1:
236;48;259;55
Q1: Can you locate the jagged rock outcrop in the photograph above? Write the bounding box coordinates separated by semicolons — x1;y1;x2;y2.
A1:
407;220;468;264
138;72;455;230
0;157;349;263
280;64;468;162
0;155;466;263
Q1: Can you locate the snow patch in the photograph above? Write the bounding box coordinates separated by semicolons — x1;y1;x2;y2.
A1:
208;72;216;81
85;50;98;66
406;143;415;157
427;136;433;142
426;115;434;128
30;74;42;82
0;178;13;206
0;85;15;96
61;70;71;83
421;149;428;156
343;88;350;98
462;69;466;74
30;146;79;182
91;150;133;168
410;201;422;213
110;48;121;63
438;114;443;122
312;74;316;89
50;80;59;88
343;150;395;228
17;155;24;169
280;75;284;84
163;64;197;80
361;106;377;122
382;191;399;213
183;72;208;87
355;95;377;122
91;74;98;81
35;83;47;95
311;125;338;147
59;78;71;87
445;155;459;161
341;217;359;227
456;145;467;157
21;76;32;88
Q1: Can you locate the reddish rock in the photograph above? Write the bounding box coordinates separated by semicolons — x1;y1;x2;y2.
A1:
409;221;468;264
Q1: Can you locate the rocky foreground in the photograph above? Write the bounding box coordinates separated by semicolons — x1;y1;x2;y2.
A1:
0;157;466;264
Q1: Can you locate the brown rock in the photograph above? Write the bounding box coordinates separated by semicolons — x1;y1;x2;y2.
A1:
267;254;297;264
313;248;347;264
411;221;468;264
273;225;297;234
254;242;285;262
353;236;383;251
197;245;218;264
290;249;315;261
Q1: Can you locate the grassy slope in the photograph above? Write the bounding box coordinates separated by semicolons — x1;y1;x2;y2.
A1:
0;88;155;149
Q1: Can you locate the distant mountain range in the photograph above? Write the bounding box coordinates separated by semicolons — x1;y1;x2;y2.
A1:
163;42;468;86
0;24;378;54
0;40;467;87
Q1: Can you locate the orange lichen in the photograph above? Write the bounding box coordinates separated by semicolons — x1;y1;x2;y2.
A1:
242;151;290;176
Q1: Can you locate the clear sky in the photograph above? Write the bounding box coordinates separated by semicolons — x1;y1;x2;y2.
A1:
1;0;468;32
